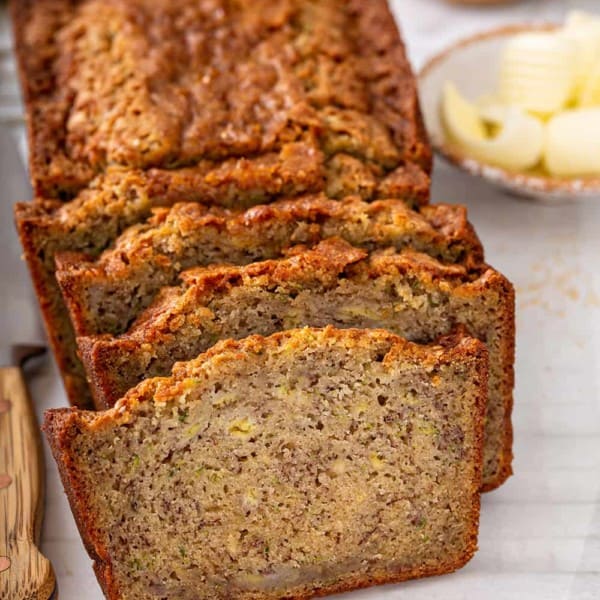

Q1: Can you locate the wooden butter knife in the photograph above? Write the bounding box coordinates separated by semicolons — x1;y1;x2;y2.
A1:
0;121;56;599
1;347;56;600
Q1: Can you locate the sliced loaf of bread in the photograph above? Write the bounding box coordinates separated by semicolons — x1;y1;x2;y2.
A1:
56;196;482;337
44;327;486;600
76;239;514;490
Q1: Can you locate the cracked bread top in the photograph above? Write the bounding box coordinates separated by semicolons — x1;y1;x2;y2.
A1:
61;197;482;280
13;0;431;199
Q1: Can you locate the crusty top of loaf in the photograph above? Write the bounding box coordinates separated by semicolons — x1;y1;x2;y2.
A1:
175;239;470;289
13;0;431;198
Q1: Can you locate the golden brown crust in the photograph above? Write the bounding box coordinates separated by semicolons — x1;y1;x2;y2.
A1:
44;327;485;600
12;161;324;408
15;200;92;406
42;408;115;592
11;0;431;199
165;325;488;388
43;407;121;600
455;269;514;492
172;245;475;302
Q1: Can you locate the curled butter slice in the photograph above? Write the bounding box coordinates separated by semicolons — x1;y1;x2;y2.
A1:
562;11;600;102
499;32;576;115
442;83;544;171
545;108;600;176
442;82;486;142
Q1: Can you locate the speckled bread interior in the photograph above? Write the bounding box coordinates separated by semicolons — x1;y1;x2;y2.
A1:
44;327;486;600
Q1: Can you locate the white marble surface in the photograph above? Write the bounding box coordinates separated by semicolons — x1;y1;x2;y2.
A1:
2;1;600;598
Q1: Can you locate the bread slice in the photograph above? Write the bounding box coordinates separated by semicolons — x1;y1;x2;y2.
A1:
44;327;486;600
76;239;514;490
56;196;482;337
11;0;430;198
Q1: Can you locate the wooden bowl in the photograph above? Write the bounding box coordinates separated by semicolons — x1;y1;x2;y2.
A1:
418;25;600;202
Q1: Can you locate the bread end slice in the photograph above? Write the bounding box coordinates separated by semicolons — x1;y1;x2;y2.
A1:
46;327;486;600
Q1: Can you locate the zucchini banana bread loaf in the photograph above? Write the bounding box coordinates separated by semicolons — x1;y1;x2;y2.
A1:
44;327;486;600
12;0;431;199
75;239;514;490
56;196;482;338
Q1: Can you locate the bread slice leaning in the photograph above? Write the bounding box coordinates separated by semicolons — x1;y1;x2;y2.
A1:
44;327;486;600
56;196;482;338
76;238;514;491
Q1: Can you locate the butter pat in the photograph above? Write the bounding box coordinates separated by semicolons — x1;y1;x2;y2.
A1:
442;82;487;144
545;108;600;176
563;11;600;101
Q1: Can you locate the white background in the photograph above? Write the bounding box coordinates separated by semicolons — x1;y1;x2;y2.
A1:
2;1;600;598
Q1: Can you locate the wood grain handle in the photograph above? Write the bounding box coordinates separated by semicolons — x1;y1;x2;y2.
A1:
0;366;55;600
